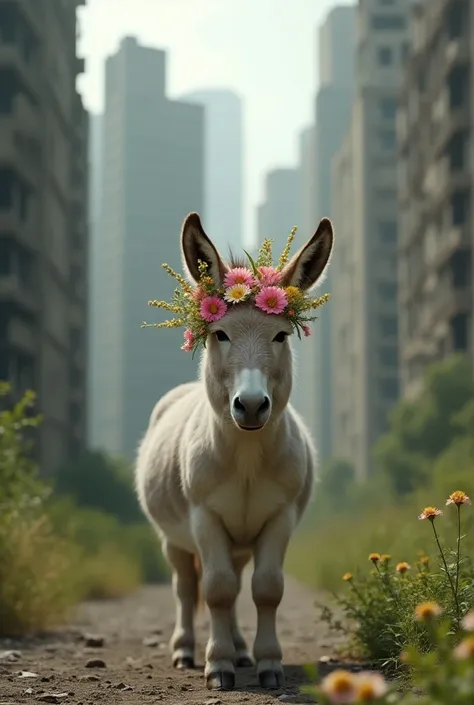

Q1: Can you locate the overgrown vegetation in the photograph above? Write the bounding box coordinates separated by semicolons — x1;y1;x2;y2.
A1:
0;382;167;637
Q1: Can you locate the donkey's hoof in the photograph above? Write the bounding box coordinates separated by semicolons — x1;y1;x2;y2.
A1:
206;670;235;690
236;655;253;668
173;656;195;670
259;669;284;689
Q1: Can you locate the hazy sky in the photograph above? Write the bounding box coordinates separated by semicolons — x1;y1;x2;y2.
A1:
78;0;348;244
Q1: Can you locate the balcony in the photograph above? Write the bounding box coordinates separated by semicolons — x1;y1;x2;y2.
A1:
0;274;37;312
429;224;471;271
0;205;37;251
0;117;39;187
445;35;470;71
0;44;39;99
17;0;42;36
7;316;36;353
434;104;471;157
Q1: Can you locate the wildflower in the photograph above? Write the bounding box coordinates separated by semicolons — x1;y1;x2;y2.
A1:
446;490;471;506
192;286;207;303
462;611;474;632
302;325;311;337
287;309;295;316
284;285;304;305
396;562;410;575
181;329;195;352
223;267;254;289
420;555;429;566
414;602;442;621
418;506;443;521
200;296;227;323
342;572;353;582
354;672;388;701
257;266;282;286
369;553;381;564
255;286;288;315
224;283;251;304
454;635;474;661
380;554;391;564
320;669;357;704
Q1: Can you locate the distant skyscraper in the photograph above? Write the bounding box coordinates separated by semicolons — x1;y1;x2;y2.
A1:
331;0;412;480
257;168;301;255
181;89;243;254
297;5;356;461
92;37;204;459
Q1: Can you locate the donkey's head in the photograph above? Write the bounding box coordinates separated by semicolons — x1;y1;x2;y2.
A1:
181;213;334;432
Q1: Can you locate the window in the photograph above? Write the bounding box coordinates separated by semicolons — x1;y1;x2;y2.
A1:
451;315;468;351
400;41;410;62
0;169;13;209
377;46;393;65
379;97;397;119
451;191;468;225
379;129;396;150
378;221;397;245
451;251;470;289
448;66;468;109
378;282;397;300
380;378;399;401
379;316;398;337
379;347;398;367
372;14;407;30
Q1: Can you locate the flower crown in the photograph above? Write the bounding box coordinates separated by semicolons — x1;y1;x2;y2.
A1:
142;226;331;355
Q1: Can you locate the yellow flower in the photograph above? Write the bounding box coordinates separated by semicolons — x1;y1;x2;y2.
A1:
418;506;443;521
446;490;471;506
414;602;442;621
396;562;411;574
320;669;356;703
224;283;251;304
284;286;304;306
354;672;388;701
462;611;474;632
342;572;353;582
380;554;391;564
454;636;474;661
420;555;430;566
368;553;381;564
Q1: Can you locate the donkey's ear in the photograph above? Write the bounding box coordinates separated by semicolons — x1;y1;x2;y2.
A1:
181;212;227;285
280;218;334;290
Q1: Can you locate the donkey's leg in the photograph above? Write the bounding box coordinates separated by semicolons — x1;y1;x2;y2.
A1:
191;507;238;691
251;506;296;689
163;541;197;669
231;553;253;667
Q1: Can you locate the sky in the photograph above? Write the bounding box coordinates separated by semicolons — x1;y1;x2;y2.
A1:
78;0;349;245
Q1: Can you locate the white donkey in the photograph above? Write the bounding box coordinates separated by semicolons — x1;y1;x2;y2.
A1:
135;212;334;691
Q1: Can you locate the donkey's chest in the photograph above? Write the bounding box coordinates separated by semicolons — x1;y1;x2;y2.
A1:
206;477;288;545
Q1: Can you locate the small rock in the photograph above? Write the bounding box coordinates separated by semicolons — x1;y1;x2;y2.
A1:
205;699;222;705
37;694;69;703
114;682;133;691
17;671;39;678
85;658;106;669
142;635;161;647
24;688;34;695
0;650;21;663
83;634;105;648
79;675;100;682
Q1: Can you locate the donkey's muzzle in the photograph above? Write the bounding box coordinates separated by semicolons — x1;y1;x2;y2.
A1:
231;393;271;430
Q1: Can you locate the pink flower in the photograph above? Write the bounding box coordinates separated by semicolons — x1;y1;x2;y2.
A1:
258;266;282;286
200;296;227;322
181;329;195;352
255;286;288;315
224;267;255;289
192;286;207;302
302;325;311;337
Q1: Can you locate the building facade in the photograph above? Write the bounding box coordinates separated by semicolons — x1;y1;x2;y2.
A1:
91;37;204;459
181;89;243;255
331;0;411;481
257;168;301;256
0;0;88;476
398;0;473;398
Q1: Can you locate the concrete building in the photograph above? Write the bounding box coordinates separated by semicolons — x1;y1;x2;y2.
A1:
331;0;412;481
303;5;356;462
398;0;473;398
180;89;244;254
257;168;301;256
0;0;88;476
92;37;204;460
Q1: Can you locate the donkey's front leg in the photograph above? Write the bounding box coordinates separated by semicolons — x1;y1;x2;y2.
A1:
191;507;239;691
252;505;296;689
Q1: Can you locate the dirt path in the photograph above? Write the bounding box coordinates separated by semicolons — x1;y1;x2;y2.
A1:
1;572;340;704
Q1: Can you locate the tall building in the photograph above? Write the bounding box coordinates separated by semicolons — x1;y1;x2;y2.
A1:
180;89;243;254
301;5;356;462
257;168;301;255
92;37;204;460
398;0;473;398
331;0;412;481
0;0;88;476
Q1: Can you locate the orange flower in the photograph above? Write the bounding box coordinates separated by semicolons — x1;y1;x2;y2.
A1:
446;490;471;506
414;602;442;621
454;636;474;661
368;553;381;564
418;506;443;521
419;555;430;566
396;562;410;574
354;672;388;701
342;572;353;582
380;554;391;563
320;670;357;704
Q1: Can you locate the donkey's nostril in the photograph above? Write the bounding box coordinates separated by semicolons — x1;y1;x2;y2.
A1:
258;396;270;415
233;396;246;413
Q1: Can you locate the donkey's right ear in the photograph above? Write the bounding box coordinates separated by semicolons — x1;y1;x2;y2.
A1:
181;213;227;286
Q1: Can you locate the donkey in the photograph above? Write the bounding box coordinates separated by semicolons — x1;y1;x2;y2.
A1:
135;212;334;691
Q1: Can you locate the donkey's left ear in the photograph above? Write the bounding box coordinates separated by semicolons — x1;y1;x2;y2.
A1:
280;218;334;290
181;212;227;286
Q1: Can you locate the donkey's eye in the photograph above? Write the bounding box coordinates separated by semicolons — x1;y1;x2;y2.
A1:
215;330;230;342
273;331;288;343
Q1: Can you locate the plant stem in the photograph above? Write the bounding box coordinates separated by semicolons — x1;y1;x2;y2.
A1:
455;505;461;598
430;519;460;620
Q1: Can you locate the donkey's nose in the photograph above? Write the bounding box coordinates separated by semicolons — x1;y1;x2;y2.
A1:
232;393;271;430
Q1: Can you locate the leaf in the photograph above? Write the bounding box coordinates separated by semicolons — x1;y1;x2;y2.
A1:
243;249;259;277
